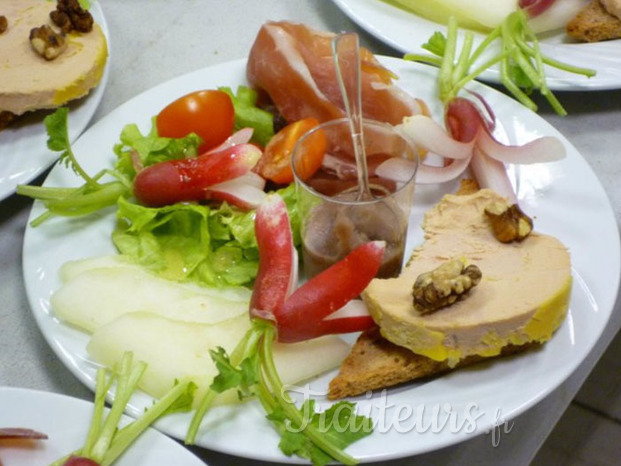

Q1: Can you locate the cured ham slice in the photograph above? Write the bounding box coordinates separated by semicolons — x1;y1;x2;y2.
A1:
246;21;425;125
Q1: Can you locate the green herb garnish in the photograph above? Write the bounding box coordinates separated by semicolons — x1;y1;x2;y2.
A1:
405;12;596;115
186;320;373;465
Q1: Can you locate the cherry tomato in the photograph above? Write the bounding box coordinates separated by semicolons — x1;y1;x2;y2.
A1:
255;117;326;185
156;90;235;153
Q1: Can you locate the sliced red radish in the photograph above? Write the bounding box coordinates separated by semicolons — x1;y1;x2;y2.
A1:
397;115;476;160
0;428;48;439
207;175;267;210
206;128;255;155
250;194;295;322
374;157;418;184
470;147;518;204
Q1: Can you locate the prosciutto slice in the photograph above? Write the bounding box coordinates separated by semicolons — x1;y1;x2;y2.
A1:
246;21;425;125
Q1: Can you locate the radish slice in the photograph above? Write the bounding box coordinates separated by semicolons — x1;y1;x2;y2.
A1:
375;157;417;183
321;153;358;180
207;176;267;210
205;128;254;155
470;147;518;204
250;194;295;321
397;115;475;160
477;131;566;165
0;428;48;439
287;249;299;299
415;155;472;184
519;0;557;17
323;299;370;321
230;171;267;190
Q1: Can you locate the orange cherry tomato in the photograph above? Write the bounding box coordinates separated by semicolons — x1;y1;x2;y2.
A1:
256;117;326;185
156;90;235;153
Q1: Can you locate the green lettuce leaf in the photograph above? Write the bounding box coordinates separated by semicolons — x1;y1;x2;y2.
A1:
112;184;299;288
219;85;274;147
113;119;201;180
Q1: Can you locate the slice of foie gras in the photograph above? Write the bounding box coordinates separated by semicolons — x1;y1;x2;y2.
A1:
363;189;572;367
0;0;108;115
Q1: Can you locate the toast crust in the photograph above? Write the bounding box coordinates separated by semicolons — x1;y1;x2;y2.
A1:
328;327;536;400
566;0;621;42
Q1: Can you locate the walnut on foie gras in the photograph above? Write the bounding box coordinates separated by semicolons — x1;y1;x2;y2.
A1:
412;259;482;314
50;0;93;34
484;200;533;243
29;24;67;61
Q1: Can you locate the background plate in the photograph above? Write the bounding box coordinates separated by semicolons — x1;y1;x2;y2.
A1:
332;0;621;90
22;57;620;463
0;387;205;466
0;0;110;201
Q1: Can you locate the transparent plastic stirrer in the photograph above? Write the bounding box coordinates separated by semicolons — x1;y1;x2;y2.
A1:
332;32;373;200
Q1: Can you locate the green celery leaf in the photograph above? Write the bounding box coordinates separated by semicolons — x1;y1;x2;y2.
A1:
421;31;447;57
44;107;96;184
162;381;197;416
210;347;258;400
219;85;274;146
275;399;373;465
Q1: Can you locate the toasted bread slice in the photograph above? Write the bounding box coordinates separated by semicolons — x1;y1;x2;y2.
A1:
328;327;536;400
566;0;621;42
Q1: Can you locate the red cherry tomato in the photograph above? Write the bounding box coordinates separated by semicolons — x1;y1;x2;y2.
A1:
156;90;235;153
255;117;326;185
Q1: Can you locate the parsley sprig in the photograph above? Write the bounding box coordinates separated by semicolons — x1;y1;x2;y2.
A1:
186;320;373;465
17;108;131;226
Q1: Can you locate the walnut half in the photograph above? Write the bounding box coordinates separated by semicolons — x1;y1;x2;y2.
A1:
30;25;67;61
484;201;533;243
412;259;482;314
50;0;93;34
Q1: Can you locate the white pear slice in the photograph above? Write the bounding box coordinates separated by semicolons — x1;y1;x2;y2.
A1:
87;312;350;405
52;264;251;332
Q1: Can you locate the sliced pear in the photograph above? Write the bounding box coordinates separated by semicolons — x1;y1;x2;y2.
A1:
52;264;251;332
87;312;350;405
58;255;135;282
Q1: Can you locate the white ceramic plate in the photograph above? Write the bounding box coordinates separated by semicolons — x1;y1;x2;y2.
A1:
0;1;110;201
0;387;205;466
22;57;620;463
332;0;621;90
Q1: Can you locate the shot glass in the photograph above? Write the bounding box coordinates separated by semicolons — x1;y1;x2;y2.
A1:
292;117;418;279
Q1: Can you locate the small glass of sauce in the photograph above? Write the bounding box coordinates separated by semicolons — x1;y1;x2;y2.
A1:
292;118;418;279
